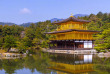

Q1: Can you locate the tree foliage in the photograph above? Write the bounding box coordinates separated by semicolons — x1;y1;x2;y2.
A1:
3;35;17;52
94;29;110;52
78;12;110;52
0;20;57;53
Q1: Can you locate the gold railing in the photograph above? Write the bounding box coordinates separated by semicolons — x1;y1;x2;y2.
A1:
50;33;93;40
57;24;87;31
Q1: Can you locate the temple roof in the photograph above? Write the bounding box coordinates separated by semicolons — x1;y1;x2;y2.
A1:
45;29;101;34
53;16;90;24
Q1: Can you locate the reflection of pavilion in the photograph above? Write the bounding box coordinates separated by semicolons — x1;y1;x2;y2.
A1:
49;54;94;74
75;55;92;64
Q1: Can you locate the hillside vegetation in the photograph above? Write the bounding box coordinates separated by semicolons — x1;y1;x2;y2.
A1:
0;21;57;53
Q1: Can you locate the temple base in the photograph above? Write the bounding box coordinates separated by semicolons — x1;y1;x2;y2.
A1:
43;49;97;54
49;40;94;50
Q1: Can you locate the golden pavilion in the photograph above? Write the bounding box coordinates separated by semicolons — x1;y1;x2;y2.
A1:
46;14;100;50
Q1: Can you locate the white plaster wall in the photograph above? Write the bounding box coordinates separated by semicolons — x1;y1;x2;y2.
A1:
84;41;92;48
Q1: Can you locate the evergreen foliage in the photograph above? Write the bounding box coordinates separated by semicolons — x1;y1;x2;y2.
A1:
0;20;57;53
79;12;110;52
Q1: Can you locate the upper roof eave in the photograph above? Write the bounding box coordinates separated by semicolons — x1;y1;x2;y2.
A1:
52;16;91;24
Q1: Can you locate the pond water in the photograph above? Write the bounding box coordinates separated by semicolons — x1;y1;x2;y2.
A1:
0;53;110;74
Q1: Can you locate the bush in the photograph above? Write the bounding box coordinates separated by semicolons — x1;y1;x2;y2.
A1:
100;50;106;53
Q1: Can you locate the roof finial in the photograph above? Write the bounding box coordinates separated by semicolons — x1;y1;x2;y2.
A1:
70;13;73;17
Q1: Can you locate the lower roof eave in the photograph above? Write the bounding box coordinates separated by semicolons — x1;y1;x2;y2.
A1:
45;29;101;34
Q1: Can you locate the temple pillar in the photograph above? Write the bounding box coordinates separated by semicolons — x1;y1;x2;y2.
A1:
74;41;76;50
65;40;67;49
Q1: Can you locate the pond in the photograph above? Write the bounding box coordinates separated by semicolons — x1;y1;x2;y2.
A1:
0;52;110;74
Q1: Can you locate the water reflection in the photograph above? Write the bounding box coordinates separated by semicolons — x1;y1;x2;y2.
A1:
50;54;94;74
0;53;110;74
84;55;92;63
93;56;110;74
0;53;53;74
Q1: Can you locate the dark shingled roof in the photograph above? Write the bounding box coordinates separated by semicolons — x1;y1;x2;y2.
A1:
53;16;90;24
45;29;101;34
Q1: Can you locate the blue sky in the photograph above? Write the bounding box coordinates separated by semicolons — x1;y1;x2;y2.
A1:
0;0;110;24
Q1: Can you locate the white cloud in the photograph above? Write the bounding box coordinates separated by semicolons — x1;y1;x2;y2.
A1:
20;8;31;14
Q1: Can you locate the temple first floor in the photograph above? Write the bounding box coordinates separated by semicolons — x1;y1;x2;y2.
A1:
49;40;94;50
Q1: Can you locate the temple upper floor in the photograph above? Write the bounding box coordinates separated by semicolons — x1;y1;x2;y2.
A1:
53;15;90;31
56;21;87;31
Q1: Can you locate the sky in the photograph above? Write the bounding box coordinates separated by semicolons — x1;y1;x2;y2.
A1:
0;0;110;24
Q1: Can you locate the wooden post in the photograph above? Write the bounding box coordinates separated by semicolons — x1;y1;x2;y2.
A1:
65;40;66;49
74;41;75;50
61;41;62;49
68;40;70;49
72;40;74;50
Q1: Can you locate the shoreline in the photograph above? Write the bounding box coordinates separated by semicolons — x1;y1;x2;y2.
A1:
42;48;110;58
42;48;97;54
0;52;27;59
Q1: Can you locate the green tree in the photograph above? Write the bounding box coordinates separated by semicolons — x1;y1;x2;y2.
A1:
96;12;103;18
17;41;26;53
102;13;108;22
22;37;33;49
0;37;3;47
32;38;41;49
94;28;110;52
3;35;17;52
25;28;35;40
